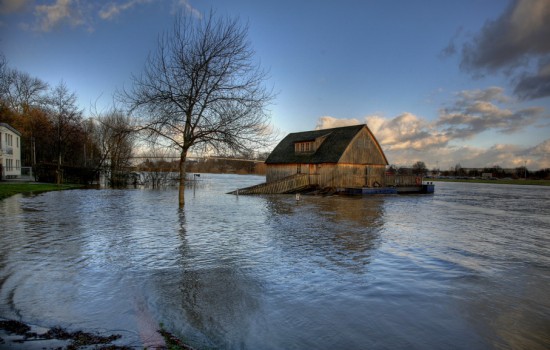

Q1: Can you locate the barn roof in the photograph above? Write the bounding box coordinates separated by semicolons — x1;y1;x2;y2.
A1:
266;124;386;164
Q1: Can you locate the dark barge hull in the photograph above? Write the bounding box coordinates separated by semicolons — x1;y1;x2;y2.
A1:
340;183;435;195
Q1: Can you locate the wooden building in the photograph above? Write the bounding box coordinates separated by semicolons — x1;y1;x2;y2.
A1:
264;124;388;189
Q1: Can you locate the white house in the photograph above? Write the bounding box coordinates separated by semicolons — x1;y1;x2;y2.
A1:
0;123;22;180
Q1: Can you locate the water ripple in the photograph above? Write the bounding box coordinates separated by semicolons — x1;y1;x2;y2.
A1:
1;177;549;349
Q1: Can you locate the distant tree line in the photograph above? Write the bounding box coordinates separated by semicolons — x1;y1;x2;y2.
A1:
136;157;266;176
1;51;268;187
387;161;549;180
434;164;550;180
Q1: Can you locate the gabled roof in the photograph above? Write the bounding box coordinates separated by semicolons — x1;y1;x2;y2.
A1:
0;123;21;136
266;124;380;164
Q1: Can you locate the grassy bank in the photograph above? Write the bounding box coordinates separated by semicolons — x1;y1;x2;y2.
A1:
0;183;83;200
431;178;550;186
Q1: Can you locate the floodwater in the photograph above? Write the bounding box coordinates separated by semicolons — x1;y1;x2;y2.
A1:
1;174;549;349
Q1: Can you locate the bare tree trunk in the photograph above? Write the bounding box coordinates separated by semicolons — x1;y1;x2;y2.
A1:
179;150;187;207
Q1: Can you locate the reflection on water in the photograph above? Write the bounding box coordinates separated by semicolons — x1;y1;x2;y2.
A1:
1;175;549;349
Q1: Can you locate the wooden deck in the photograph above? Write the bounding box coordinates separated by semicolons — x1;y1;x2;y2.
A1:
228;174;433;195
228;174;313;195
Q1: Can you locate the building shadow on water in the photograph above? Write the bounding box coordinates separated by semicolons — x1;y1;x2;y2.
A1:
263;195;385;273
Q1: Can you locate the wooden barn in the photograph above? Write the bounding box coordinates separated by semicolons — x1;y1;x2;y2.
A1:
229;123;434;195
227;123;431;195
265;124;388;189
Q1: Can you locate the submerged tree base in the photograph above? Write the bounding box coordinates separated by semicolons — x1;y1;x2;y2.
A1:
158;327;196;350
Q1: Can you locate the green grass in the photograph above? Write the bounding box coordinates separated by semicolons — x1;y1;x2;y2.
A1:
431;178;550;186
0;183;83;200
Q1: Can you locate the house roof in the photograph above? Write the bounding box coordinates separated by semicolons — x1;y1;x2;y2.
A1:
0;123;21;136
266;124;385;164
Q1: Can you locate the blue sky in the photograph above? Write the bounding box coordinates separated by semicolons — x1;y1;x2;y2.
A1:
1;0;549;170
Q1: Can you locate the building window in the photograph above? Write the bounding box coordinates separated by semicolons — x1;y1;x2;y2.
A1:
295;141;314;154
5;133;12;146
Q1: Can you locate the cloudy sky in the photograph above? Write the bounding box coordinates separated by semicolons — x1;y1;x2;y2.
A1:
1;0;549;170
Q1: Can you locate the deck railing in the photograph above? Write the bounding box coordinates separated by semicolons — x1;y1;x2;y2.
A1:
385;174;423;186
229;173;311;195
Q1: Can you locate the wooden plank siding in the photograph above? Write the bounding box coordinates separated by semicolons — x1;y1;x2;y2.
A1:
339;127;387;165
266;163;387;188
263;124;393;191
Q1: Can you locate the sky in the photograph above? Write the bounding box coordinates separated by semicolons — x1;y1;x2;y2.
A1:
1;0;549;170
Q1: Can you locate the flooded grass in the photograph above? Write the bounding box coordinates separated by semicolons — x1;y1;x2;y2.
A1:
0;183;83;200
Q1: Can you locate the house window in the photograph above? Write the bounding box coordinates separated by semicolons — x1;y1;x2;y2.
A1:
295;141;314;153
5;133;12;146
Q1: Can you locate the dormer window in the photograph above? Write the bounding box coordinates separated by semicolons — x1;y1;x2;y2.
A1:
295;141;314;153
294;133;331;155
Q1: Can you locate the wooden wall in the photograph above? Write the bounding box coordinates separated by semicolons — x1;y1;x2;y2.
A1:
266;163;386;188
339;128;387;165
265;126;389;189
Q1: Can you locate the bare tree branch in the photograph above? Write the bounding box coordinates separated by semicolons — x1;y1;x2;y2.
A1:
118;10;274;206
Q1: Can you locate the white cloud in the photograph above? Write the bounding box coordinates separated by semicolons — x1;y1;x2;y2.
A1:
527;139;550;168
438;87;545;138
99;0;152;20
313;87;549;169
34;0;85;31
174;0;201;19
366;113;449;151
315;116;361;130
0;0;31;14
10;0;201;32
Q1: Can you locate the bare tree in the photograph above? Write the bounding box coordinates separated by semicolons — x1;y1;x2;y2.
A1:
93;110;136;187
1;69;48;114
137;141;179;188
120;11;273;206
47;82;83;184
0;53;9;101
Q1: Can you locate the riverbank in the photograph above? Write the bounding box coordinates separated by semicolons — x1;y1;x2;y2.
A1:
431;178;550;186
0;183;83;200
0;319;129;349
0;318;195;350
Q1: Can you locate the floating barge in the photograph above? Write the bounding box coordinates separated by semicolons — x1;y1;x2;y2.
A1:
342;182;435;195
